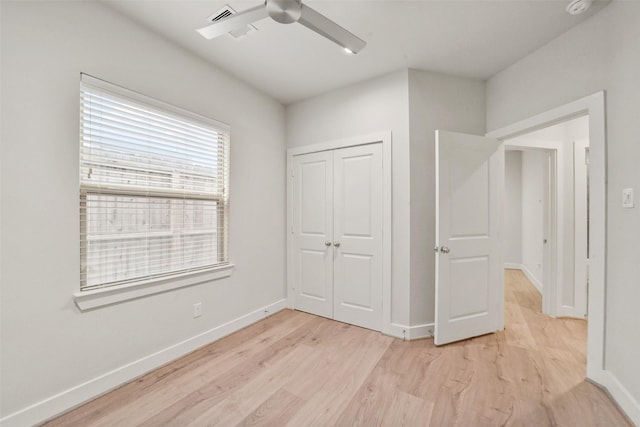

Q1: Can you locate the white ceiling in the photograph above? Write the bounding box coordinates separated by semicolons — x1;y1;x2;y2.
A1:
103;0;608;105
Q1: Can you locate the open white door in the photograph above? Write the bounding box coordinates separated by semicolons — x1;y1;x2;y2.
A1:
435;130;504;345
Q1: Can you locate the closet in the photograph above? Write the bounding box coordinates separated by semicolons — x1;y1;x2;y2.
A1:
291;143;383;331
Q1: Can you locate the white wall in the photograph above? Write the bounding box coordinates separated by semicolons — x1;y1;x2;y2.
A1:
0;1;286;423
504;151;522;266
286;70;412;327
407;69;485;326
521;151;546;288
285;69;485;330
487;1;640;419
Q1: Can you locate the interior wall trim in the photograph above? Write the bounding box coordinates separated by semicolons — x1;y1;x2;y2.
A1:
520;264;543;294
388;322;434;341
589;370;640;425
0;299;288;427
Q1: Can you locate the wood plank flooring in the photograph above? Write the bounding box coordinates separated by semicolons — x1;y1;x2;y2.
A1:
45;270;632;426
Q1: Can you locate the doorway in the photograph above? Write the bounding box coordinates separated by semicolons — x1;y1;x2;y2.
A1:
505;148;556;315
503;115;589;319
487;92;605;381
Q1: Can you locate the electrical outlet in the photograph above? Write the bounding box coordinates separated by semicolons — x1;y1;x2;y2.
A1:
193;302;202;318
623;188;634;208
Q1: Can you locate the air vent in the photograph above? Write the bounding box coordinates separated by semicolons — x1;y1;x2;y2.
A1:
211;8;233;22
207;5;257;39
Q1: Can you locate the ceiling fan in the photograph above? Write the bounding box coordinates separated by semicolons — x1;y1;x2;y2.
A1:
196;0;367;54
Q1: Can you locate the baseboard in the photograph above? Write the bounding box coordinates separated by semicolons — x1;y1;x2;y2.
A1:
388;322;434;340
588;369;640;425
504;263;522;270
0;299;288;427
520;265;543;294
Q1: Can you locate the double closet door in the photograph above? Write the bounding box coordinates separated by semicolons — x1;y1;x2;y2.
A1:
291;143;383;331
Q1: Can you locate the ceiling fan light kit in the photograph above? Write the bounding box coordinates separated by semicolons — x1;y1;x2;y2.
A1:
197;0;366;54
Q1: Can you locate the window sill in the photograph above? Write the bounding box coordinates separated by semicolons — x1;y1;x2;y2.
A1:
73;264;235;311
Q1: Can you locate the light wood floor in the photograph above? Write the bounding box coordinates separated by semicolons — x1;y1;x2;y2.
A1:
45;270;632;426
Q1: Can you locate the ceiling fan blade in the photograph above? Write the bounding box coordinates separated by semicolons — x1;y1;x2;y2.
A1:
298;4;366;53
196;5;268;40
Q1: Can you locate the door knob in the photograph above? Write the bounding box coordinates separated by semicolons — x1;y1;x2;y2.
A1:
334;242;341;248
325;241;332;247
440;246;450;254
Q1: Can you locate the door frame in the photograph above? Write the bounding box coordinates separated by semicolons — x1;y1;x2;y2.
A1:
286;131;392;332
574;139;590;318
487;91;606;381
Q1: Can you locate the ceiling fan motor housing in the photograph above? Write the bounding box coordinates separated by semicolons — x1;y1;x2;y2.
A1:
267;0;303;24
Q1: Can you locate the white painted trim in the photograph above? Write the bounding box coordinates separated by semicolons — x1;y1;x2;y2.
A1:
286;131;393;334
287;132;389;157
485;93;596;141
496;145;506;332
521;264;543;295
387;323;408;340
545;150;559;319
381;133;393;336
388;323;434;341
408;323;434;340
573;139;589;319
286;153;295;310
74;264;235;310
487;91;607;384
0;299;287;427
504;263;522;270
589;370;640;426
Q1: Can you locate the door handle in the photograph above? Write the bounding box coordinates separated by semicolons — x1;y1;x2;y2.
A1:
334;242;341;248
440;246;450;254
325;241;332;247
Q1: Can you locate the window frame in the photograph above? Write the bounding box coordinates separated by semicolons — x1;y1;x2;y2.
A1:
75;74;233;310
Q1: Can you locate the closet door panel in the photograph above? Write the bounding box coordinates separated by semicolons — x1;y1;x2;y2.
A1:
332;143;383;330
292;151;334;319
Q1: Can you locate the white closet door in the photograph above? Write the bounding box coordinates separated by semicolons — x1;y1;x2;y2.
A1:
292;151;334;319
332;144;383;330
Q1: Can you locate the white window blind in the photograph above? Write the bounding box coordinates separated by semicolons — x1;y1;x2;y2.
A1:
79;74;230;291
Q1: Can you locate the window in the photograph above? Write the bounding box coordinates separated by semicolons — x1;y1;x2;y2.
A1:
79;75;230;292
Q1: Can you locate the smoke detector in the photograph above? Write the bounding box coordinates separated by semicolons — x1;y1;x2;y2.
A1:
566;0;592;15
207;5;257;39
